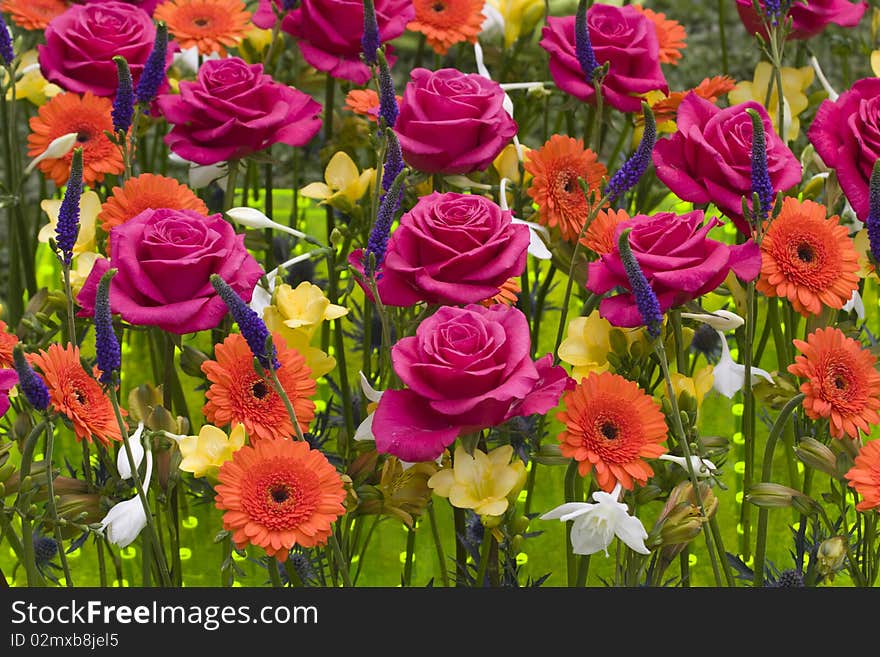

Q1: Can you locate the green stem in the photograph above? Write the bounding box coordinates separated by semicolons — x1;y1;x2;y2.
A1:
717;0;729;75
739;280;757;560
352;515;381;585
268;366;306;441
223;160;240;213
475;527;493;587
268;557;284;587
403;525;416;587
427;502;450;587
42;418;73;586
563;459;578;586
752;392;805;587
16;419;48;586
453;506;467;586
328;531;353;587
574;554;591;587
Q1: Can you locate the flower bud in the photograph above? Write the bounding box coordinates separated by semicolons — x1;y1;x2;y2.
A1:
681;309;744;332
746;482;820;516
794;437;839;477
25;132;78;175
817;536;848;578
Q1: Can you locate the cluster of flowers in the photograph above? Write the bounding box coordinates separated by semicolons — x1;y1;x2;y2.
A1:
0;0;879;589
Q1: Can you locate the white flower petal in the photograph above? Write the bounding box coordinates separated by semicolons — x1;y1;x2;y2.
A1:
681;309;744;331
613;513;651;555
116;422;145;479
842;289;865;320
358;371;384;403
540;502;593;522
100;497;147;548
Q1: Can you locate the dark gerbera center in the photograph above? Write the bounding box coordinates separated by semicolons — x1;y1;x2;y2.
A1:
833;375;847;390
601;422;618;440
73;388;85;405
251;381;270;399
797;242;815;263
193;16;210;27
432;2;446;11
269;484;291;504
76;131;90;143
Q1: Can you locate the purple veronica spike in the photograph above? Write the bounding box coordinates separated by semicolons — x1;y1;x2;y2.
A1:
618;228;662;338
575;0;599;82
55;148;83;267
135;22;168;106
362;0;380;66
364;165;407;276
377;49;398;128
210;274;279;370
382;129;404;194
746;108;774;224
94;269;121;385
604;102;656;202
112;56;134;137
12;345;50;412
0;14;14;66
866;160;880;265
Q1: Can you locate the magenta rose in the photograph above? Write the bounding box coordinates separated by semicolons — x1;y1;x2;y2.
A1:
0;369;17;419
808;77;880;222
539;4;668;114
394;68;518;175
38;1;173;97
652;94;802;235
349;192;530;307
77;0;163;14
281;0;414;85
76;208;264;334
372;305;572;463
157;57;322;166
587;210;762;328
735;0;866;40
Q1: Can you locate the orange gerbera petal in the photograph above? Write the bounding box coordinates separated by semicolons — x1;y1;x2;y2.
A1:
408;0;486;56
0;320;18;369
154;0;252;56
344;89;402;123
99;173;209;232
0;0;69;31
692;75;736;103
788;327;880;440
27;92;124;187
479;277;521;307
556;371;668;492
28;343;123;447
202;332;317;442
524;134;608;243
581;208;630;255
214;436;347;561
633;5;687;65
845;439;880;512
757;197;860;317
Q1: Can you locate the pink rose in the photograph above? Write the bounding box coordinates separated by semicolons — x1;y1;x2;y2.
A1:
587;210;762;328
349;192;530;306
735;0;867;40
652;94;801;235
281;0;414;85
77;0;163;15
808;77;880;222
38;1;173;97
394;68;518;175
372;305;572;463
539;5;668;114
0;369;16;419
77;208;264;335
157;57;322;166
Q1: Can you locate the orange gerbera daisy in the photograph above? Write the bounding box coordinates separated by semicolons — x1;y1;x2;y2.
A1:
214;436;347;561
647;77;735;126
757;197;860;317
479;277;521;307
99;173;209;232
0;320;18;368
524;134;607;243
692;75;736;103
788;327;880;440
154;0;252;56
557;371;668;492
202;332;317;442
27;92;124;187
28;343;123;447
845;439;880;512
344;89;403;123
0;0;68;31
581;208;630;255
408;0;486;56
633;5;687;65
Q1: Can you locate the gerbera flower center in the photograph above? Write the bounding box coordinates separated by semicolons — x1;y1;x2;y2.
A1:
796;242;815;263
193;16;211;27
251;380;270;399
269;483;293;505
600;422;619;440
432;2;445;11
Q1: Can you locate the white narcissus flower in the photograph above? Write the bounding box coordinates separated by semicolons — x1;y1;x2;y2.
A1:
540;483;651;557
681;309;744;332
101;433;153;548
500;178;552;260
842;289;865;320
659;454;718;478
25;132;77;175
713;329;774;399
115;422;145;480
226;207;309;241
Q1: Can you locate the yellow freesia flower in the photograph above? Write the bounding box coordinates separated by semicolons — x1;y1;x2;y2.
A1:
558;311;644;382
728;61;814;142
70;252;104;297
428;444;527;518
263;281;349;379
300;151;375;214
177;423;247;480
492;142;533;186
2;51;62;106
871;50;880;77
669;366;715;409
39;189;101;256
487;0;546;49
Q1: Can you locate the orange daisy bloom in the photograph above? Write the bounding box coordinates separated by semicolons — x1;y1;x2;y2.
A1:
788;327;880;440
0;0;68;31
692;75;736;103
479;277;521;307
0;320;19;369
633;5;687;65
581;208;630;256
99;173;209;232
154;0;252;56
845;439;880;512
408;0;486;56
28;343;123;447
27;92;124;188
524;134;608;243
557;371;668;492
757;197;860;317
344;89;402;123
214;436;347;561
648;77;735;126
202;332;317;442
